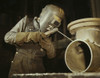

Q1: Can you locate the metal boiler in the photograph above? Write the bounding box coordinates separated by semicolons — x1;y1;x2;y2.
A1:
65;18;100;72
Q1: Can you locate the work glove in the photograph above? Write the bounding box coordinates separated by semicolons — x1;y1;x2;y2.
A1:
16;32;46;45
39;38;56;59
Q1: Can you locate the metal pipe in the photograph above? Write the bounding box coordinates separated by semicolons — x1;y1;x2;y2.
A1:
66;18;100;72
65;40;100;72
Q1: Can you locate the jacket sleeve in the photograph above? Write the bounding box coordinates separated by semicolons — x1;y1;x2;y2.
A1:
4;16;27;45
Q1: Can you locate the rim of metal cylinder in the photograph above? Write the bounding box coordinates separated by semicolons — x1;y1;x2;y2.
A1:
67;18;100;35
64;39;93;73
68;18;100;28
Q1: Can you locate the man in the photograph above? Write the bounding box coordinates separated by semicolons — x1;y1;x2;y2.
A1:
4;4;64;78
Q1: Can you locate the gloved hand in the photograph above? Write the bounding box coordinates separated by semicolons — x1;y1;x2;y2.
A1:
39;38;56;59
16;32;46;45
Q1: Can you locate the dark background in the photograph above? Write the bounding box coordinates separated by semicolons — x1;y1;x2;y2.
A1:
0;0;92;78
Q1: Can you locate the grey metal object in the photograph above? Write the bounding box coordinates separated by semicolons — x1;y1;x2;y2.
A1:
68;18;100;46
12;73;100;78
65;40;100;72
45;28;72;41
57;30;73;41
65;18;100;72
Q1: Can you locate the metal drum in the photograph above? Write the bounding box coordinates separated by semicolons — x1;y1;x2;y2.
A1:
65;40;100;72
67;18;100;45
65;18;100;72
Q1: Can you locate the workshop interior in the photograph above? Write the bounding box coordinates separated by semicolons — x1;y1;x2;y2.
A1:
0;0;100;78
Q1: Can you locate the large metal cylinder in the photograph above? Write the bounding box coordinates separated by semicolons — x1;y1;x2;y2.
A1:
65;18;100;72
68;18;100;45
65;40;100;72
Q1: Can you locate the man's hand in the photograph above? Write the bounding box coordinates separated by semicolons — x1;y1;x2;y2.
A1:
27;32;46;42
39;38;56;59
16;32;46;45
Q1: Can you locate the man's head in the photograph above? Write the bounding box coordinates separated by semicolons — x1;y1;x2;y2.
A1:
33;4;65;32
